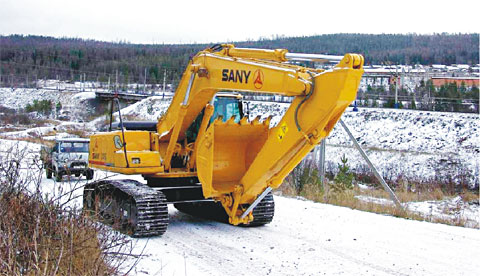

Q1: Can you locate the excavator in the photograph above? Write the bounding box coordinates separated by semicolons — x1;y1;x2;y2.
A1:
83;44;364;236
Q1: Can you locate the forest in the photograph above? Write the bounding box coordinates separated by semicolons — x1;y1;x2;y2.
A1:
0;33;478;85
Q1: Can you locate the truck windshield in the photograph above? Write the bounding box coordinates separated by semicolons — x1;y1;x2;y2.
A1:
211;97;241;123
60;142;89;153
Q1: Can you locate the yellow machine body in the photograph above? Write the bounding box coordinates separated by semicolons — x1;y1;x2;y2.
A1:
89;44;364;225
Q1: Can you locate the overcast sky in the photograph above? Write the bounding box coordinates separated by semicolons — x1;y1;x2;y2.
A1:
0;0;478;44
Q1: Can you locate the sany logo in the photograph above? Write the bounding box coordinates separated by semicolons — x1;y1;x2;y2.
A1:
253;69;264;89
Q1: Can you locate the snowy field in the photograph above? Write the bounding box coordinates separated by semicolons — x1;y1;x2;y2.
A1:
245;100;480;187
129;197;480;276
1;138;479;276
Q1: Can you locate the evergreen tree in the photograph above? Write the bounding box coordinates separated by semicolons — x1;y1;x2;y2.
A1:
331;154;354;193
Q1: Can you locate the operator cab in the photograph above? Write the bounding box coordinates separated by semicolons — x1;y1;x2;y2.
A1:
186;92;244;143
210;92;244;123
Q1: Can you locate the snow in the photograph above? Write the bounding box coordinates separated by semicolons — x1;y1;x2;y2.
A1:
328;108;479;187
119;96;171;121
247;102;480;187
72;91;96;101
127;197;480;276
0;121;86;139
0;88;85;110
355;195;395;206
406;196;480;227
356;195;479;228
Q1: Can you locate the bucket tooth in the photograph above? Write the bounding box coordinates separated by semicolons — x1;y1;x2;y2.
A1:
240;117;249;125
214;117;224;126
226;116;237;125
263;115;273;126
252;116;262;125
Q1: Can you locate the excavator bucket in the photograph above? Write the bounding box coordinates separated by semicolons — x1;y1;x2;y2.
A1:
196;116;270;199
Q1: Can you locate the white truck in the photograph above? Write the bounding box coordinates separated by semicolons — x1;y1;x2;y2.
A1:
40;138;94;181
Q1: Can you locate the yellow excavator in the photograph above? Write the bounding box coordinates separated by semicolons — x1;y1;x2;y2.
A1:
83;44;364;236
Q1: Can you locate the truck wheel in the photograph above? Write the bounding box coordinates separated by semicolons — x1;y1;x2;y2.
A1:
86;170;94;180
46;167;52;179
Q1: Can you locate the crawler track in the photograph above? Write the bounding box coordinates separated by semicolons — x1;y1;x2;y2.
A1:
174;192;275;226
83;179;168;237
245;192;275;226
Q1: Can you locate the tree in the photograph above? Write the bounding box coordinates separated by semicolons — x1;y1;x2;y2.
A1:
411;98;416;109
25;99;53;115
331;154;354;194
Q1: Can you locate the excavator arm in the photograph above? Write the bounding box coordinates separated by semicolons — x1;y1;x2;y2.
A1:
89;44;364;226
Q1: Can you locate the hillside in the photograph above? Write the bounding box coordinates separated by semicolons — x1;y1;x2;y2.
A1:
0;33;478;86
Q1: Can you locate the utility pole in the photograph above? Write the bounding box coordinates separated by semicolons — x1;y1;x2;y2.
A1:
318;139;326;191
0;47;2;86
143;67;147;94
163;69;167;92
115;70;118;93
394;66;399;108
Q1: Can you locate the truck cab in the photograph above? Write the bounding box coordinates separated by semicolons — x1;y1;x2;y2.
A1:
41;138;94;181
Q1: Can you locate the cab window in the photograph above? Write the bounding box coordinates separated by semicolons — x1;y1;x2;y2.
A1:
211;97;241;123
59;142;89;153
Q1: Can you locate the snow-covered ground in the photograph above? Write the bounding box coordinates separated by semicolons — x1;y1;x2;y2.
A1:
246;101;480;187
1;138;479;276
0;88;97;113
0;121;88;139
355;194;479;228
0;88;99;121
128;197;480;276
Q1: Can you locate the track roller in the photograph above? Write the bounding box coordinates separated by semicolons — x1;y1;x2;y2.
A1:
83;179;169;237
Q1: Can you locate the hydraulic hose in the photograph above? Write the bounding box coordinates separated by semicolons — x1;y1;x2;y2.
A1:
209;44;224;52
294;71;315;132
